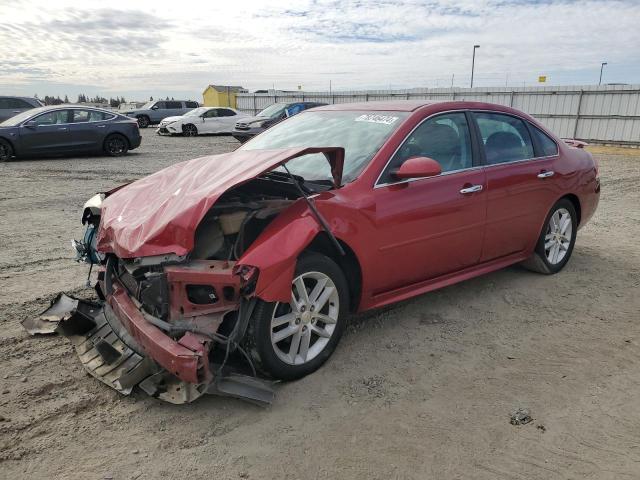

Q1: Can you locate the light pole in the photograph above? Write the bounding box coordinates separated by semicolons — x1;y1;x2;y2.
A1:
470;45;480;88
599;62;607;85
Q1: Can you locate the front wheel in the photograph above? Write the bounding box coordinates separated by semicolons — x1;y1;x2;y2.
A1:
245;252;348;381
182;124;198;137
522;198;577;274
137;115;150;128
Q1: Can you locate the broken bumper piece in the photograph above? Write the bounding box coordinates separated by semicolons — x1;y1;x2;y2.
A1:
22;293;275;405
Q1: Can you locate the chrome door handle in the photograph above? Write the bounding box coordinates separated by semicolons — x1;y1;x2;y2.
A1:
460;184;483;194
537;170;555;179
58;127;68;131
97;125;106;128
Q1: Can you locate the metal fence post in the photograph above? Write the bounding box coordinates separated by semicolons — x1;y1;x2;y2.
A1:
573;89;584;139
509;91;515;107
253;95;257;115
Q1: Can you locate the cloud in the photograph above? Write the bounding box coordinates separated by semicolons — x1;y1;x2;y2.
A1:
0;0;638;99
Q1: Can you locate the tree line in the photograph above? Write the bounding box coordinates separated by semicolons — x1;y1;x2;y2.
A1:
35;94;128;108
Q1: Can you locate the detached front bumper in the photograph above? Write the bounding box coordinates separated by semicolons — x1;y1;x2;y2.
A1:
23;260;274;405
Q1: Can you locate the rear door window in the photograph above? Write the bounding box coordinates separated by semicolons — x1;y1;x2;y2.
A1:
166;101;183;109
185;101;199;108
474;112;534;164
218;109;236;117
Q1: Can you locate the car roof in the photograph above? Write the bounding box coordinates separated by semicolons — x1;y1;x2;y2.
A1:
0;95;39;100
315;100;437;112
14;104;122;116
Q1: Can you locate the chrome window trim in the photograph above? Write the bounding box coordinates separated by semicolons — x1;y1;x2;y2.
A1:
374;108;560;189
20;107;117;127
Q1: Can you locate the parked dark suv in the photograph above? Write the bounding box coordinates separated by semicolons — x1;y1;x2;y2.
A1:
123;100;200;128
0;96;44;122
232;101;326;143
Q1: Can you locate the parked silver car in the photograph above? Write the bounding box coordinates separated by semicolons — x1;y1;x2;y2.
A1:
0;96;44;122
122;100;200;128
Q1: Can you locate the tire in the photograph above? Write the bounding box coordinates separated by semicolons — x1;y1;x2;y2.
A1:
245;252;349;381
522;198;577;274
137;115;150;128
103;134;129;157
0;139;13;162
182;124;198;137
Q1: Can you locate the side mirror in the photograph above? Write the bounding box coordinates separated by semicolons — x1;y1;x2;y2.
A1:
393;157;442;180
23;120;37;128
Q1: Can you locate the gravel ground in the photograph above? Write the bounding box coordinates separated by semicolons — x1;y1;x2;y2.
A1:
0;131;639;479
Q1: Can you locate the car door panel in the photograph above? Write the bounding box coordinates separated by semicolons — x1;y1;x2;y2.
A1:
472;111;560;262
372;170;487;293
18;110;72;154
69;110;108;151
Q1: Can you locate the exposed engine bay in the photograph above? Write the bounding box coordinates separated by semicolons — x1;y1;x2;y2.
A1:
23;164;338;405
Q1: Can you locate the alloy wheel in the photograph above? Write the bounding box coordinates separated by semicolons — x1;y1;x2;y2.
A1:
183;124;197;137
270;271;339;366
544;207;573;264
106;137;126;155
0;143;10;161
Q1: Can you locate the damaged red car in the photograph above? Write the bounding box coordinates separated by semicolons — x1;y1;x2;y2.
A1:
25;101;600;404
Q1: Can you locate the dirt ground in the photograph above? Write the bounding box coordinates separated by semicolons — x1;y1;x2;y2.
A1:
1;131;639;480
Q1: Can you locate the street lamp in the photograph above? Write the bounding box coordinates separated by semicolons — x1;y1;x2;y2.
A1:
470;45;480;88
599;62;608;85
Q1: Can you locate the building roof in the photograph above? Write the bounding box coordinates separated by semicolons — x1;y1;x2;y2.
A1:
203;85;246;94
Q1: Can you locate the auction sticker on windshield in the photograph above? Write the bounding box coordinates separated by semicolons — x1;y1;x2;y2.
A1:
355;114;399;125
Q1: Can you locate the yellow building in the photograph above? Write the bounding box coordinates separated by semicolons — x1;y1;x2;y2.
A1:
202;85;246;108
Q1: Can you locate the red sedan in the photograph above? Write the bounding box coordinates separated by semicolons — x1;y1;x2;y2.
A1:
35;101;600;403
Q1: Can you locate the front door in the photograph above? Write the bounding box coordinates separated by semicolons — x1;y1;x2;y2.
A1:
472;112;559;261
371;111;487;293
19;109;73;155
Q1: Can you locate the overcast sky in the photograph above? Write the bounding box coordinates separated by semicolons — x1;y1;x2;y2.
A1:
1;0;639;101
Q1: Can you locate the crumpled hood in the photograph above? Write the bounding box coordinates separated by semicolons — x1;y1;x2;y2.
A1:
96;147;344;259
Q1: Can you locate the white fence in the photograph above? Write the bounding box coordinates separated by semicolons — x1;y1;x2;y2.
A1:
236;85;640;145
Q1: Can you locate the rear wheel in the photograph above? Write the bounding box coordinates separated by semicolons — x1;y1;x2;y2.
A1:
245;252;348;380
522;198;577;274
103;134;129;157
182;124;198;137
0;139;13;161
137;115;150;128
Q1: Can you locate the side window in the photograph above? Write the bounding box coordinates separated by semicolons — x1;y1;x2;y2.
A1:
218;109;236;117
474;112;534;164
154;102;167;109
530;124;558;157
8;98;34;109
380;112;473;184
73;110;91;123
204;109;219;118
166;101;183;109
286;104;304;116
31;110;70;125
185;101;199;108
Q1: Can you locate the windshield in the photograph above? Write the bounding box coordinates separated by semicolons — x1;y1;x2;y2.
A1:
184;107;208;117
257;103;287;118
0;107;48;126
240;110;409;184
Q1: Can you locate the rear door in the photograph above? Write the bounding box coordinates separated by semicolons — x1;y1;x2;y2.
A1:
68;109;114;151
215;108;239;132
19;109;73;155
472;111;559;261
371;111;487;293
166;101;185;118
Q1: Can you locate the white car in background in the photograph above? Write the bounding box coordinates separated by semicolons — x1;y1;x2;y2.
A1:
157;107;249;136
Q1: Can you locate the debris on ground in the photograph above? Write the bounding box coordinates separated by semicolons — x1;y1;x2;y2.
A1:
537;424;547;432
510;408;533;425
